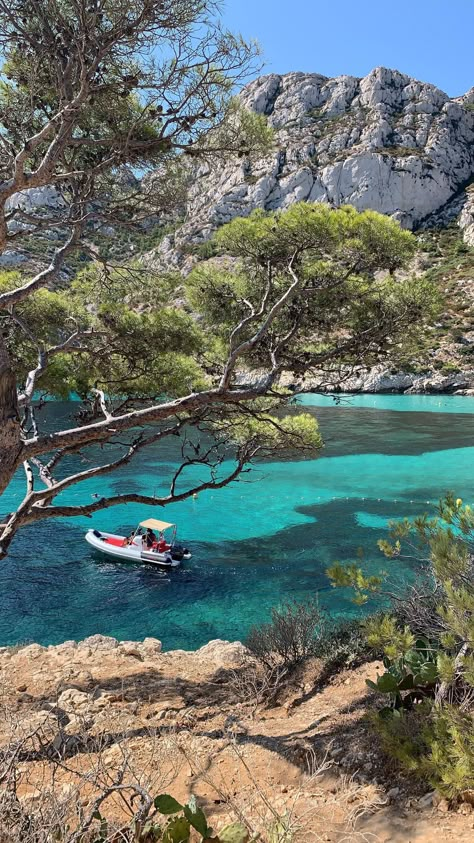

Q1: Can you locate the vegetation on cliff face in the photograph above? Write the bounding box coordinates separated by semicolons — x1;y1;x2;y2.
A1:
405;226;474;375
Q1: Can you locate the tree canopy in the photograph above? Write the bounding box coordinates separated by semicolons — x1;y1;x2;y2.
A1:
187;203;434;385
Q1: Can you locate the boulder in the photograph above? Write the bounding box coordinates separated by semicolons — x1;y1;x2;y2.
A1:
141;637;163;655
119;644;144;661
57;688;92;713
63;668;94;688
459;191;474;247
195;640;249;667
79;635;119;651
17;710;58;741
16;644;45;660
419;791;436;808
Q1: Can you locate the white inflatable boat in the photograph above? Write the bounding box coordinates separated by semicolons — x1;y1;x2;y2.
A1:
85;518;191;568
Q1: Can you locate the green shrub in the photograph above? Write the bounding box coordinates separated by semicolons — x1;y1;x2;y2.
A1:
373;701;433;774
365;634;439;716
422;708;474;798
376;145;416;158
182;239;218;260
375;706;474;799
245;598;325;669
312;616;375;671
327;494;474;799
440;362;461;374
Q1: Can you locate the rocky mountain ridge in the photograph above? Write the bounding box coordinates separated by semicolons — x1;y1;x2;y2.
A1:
157;66;474;269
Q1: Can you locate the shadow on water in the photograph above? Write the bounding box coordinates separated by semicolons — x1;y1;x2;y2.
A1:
301;405;474;458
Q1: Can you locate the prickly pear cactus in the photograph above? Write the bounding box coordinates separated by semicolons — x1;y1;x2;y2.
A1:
216;822;249;843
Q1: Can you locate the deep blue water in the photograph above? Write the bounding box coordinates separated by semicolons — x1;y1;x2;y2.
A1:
1;394;474;650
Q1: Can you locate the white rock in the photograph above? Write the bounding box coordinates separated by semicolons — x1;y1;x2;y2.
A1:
195;640;249;667
459;191;474;246
6;185;64;212
17;644;45;659
0;250;28;267
141;637;163;655
315;364;474;394
50;640;78;655
57;688;92;713
79;634;119;651
419;791;436;808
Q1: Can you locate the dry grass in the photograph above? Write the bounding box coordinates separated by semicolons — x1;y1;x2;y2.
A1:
0;686;385;843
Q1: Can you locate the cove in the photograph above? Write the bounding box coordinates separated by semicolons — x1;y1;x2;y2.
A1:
1;394;474;650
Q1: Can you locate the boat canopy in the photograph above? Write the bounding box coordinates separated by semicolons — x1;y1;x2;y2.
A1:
139;518;175;532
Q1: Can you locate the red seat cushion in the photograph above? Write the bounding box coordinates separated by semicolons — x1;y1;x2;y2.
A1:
105;537;126;547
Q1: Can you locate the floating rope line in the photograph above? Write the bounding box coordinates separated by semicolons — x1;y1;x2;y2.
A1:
315;496;437;505
207;494;473;507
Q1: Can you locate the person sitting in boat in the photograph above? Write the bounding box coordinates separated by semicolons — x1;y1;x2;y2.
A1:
143;527;157;549
122;531;135;547
157;531;168;553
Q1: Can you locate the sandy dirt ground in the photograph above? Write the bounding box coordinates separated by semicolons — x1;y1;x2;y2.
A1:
1;636;473;842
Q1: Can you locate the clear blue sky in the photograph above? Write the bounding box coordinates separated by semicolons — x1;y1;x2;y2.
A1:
222;1;473;97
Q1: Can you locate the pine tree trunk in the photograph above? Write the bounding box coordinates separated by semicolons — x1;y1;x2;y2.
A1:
0;333;22;498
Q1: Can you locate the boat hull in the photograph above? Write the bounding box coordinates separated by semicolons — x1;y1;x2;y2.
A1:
85;530;189;568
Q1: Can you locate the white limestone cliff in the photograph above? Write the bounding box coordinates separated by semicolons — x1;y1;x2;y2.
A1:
157;67;474;264
459;190;474;246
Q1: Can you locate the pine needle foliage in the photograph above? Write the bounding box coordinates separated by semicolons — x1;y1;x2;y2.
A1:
327;493;474;800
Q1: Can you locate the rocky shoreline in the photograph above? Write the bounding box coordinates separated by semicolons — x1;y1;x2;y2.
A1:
285;364;474;395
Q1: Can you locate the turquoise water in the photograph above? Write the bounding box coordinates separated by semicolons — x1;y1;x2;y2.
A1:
1;394;474;649
298;392;474;414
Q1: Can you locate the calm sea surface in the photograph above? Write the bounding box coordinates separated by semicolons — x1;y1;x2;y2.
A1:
1;393;474;649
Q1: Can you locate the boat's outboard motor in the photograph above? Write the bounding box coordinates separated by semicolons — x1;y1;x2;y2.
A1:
171;543;187;561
